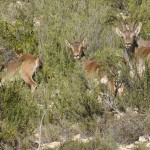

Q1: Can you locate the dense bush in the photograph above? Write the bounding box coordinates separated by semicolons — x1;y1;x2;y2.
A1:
0;81;39;149
59;136;117;150
0;0;149;149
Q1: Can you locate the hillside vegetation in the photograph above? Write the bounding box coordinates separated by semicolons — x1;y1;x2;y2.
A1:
0;0;150;149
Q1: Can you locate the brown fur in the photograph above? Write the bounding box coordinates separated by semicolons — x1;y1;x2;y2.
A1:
0;54;43;93
66;39;124;97
117;14;150;48
116;20;150;76
135;47;150;59
137;37;150;48
82;57;101;76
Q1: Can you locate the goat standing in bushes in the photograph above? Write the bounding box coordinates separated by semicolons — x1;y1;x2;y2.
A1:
65;38;124;106
118;13;150;48
0;54;43;93
116;19;150;77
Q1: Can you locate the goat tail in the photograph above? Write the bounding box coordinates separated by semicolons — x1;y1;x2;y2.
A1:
36;58;43;70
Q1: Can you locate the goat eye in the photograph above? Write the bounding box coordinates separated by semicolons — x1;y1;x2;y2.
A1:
81;47;84;50
132;35;136;39
132;33;136;37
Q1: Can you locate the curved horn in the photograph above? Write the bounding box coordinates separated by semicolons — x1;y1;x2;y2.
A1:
119;13;129;31
131;20;138;31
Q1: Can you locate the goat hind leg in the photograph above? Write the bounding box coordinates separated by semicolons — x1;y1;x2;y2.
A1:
22;74;37;93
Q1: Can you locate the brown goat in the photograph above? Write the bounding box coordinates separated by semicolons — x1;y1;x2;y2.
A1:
116;21;150;77
0;54;43;93
65;38;124;97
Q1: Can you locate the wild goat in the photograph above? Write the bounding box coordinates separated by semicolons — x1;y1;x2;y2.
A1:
118;13;150;48
0;54;43;93
65;38;124;97
116;20;150;77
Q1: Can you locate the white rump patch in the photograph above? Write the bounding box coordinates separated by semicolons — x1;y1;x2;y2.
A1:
100;75;108;84
36;58;39;68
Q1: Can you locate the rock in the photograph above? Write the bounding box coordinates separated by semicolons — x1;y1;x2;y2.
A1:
114;112;125;119
118;145;127;150
134;141;140;145
126;144;136;149
139;136;147;142
146;142;150;148
126;107;138;115
72;134;81;141
72;134;93;143
118;144;136;150
41;141;61;149
70;123;80;130
80;137;93;143
80;138;90;143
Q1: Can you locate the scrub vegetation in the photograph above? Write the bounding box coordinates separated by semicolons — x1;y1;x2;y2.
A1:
0;0;149;149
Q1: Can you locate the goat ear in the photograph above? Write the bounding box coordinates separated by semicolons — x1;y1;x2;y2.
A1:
65;40;71;48
134;22;142;36
116;28;124;37
81;38;87;47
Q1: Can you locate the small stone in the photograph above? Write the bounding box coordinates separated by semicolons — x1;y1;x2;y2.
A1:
118;145;126;150
139;136;147;142
114;112;125;119
72;134;81;141
42;141;61;149
80;137;93;143
146;143;150;148
135;141;140;145
81;138;89;143
126;144;136;149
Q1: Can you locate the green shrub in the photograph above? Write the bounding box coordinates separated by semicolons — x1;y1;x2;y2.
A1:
0;81;39;149
0;0;149;149
59;136;117;150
